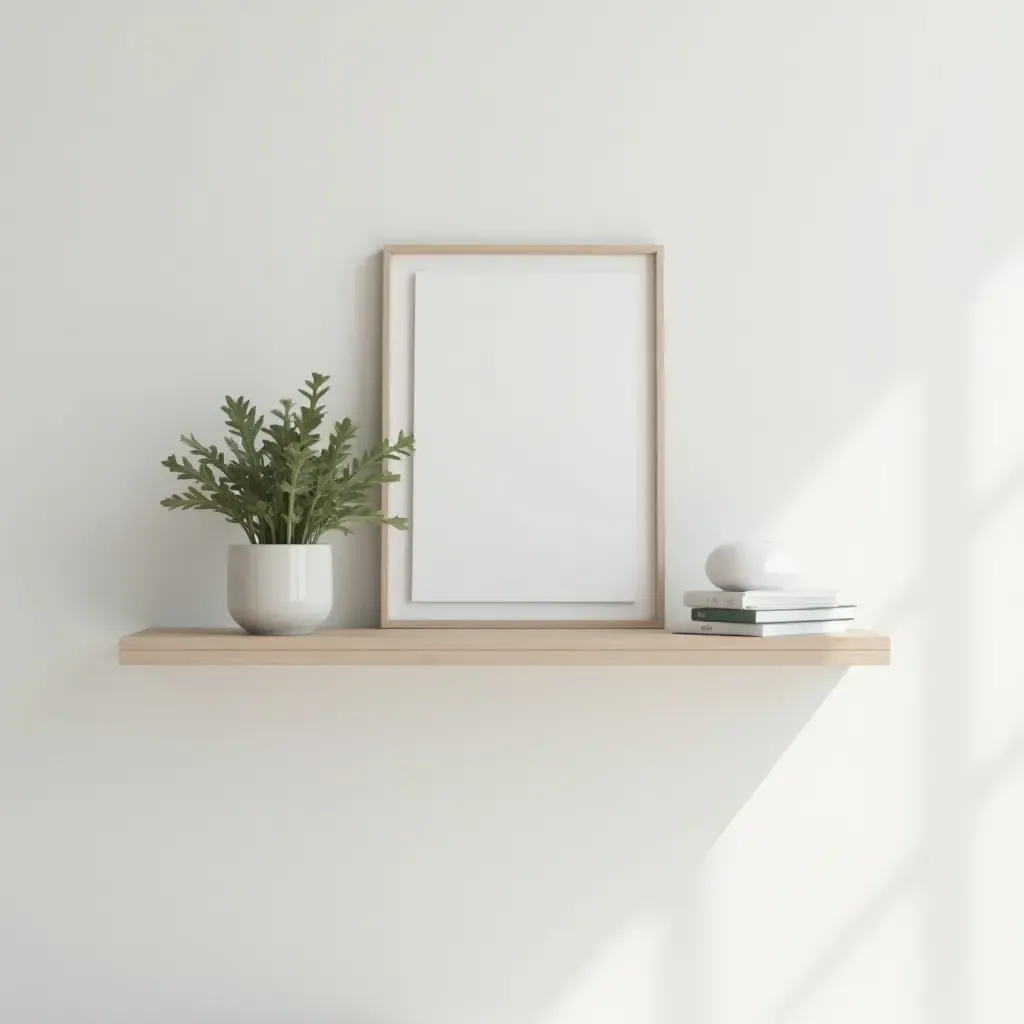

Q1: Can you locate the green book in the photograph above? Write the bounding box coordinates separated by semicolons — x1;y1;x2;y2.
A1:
691;605;856;624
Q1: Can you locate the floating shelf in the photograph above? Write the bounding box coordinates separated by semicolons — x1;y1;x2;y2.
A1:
119;628;890;667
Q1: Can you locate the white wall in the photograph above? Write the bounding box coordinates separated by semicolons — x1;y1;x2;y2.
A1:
2;2;1022;1022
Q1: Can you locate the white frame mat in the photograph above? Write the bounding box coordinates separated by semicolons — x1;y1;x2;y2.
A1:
381;244;665;628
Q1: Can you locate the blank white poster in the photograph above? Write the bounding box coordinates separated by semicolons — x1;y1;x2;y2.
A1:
410;269;641;603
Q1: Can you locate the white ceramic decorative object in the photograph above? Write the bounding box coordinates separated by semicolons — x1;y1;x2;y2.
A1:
227;544;333;635
705;541;801;592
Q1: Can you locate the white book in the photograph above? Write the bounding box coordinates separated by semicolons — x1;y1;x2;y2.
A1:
683;589;840;611
671;620;851;638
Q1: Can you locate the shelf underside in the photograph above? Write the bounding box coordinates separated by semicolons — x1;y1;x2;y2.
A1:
119;628;891;667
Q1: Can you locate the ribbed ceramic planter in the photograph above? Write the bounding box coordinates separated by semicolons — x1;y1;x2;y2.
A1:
227;544;333;635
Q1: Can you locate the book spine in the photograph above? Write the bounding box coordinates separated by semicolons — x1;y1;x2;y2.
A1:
686;592;746;609
692;607;856;624
677;621;763;636
692;608;757;623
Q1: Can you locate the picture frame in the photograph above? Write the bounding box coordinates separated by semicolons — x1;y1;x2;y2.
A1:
381;244;665;628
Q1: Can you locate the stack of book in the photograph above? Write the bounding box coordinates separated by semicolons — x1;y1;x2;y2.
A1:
673;589;855;637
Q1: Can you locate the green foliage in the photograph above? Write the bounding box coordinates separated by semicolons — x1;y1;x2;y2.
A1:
161;372;414;544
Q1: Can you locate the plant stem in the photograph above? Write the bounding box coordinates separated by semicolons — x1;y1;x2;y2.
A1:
286;459;302;544
298;479;325;544
287;479;295;544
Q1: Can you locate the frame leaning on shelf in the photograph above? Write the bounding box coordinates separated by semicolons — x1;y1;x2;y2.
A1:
381;244;665;628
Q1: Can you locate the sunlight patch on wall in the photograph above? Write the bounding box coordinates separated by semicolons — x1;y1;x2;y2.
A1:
971;749;1024;1022
966;251;1024;773
704;611;926;1022
966;491;1024;773
537;916;667;1024
968;248;1024;501
779;889;921;1024
763;376;926;626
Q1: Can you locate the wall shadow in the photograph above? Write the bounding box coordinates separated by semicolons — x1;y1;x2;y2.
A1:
0;664;839;1022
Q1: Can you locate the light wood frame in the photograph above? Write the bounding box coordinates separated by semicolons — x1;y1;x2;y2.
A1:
381;243;665;628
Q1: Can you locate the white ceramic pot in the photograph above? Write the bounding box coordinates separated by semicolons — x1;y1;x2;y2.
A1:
227;544;333;635
705;541;801;592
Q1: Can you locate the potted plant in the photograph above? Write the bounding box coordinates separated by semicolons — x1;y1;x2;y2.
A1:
161;372;414;635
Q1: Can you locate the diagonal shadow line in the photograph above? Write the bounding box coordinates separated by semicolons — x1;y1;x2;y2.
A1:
726;437;1023;1024
874;468;1024;628
970;730;1024;805
972;469;1024;525
768;728;1024;1023
768;856;919;1024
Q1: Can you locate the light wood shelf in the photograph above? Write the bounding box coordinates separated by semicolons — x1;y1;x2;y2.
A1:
119;628;890;667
